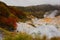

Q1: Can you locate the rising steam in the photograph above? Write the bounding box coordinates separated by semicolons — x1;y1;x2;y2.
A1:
44;10;58;18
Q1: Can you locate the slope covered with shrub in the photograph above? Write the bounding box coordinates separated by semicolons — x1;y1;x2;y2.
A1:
0;1;27;31
0;1;60;31
16;4;60;18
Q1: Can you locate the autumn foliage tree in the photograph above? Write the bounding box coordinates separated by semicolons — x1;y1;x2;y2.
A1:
0;1;27;31
0;1;18;31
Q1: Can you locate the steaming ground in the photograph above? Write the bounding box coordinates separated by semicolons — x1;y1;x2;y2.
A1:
0;10;60;40
16;10;60;38
17;17;60;38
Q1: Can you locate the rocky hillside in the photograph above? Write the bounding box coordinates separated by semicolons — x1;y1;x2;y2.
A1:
0;1;60;31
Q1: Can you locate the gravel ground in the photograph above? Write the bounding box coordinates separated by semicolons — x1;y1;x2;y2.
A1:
0;33;3;40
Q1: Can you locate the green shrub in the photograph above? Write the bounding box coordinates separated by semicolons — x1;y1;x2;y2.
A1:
3;32;33;40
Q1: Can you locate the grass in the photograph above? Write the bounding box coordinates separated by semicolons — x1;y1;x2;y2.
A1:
3;32;33;40
0;27;60;40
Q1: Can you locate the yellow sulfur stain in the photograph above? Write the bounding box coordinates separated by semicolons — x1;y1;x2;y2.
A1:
43;18;53;23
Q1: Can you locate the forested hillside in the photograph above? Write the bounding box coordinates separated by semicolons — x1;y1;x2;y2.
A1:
15;4;60;18
0;1;60;31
